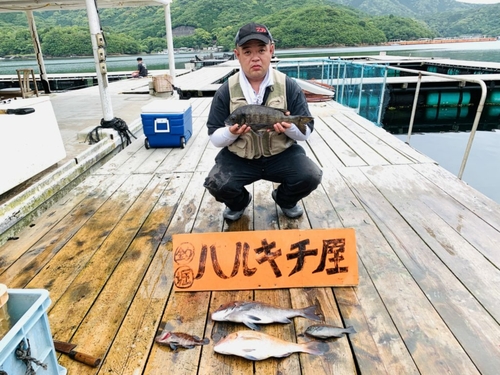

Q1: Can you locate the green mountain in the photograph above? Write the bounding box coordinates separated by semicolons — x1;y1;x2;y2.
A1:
330;0;475;17
0;0;497;57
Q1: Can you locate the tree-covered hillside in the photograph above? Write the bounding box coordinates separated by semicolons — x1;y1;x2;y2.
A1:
331;0;475;17
0;0;497;58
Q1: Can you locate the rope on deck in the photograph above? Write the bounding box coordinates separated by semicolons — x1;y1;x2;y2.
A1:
86;117;137;149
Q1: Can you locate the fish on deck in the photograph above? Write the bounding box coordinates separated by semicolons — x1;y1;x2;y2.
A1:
213;330;328;361
155;331;210;350
211;300;321;330
305;324;357;339
224;105;313;135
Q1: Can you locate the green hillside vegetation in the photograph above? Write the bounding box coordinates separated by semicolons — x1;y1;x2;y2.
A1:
426;4;500;37
0;0;496;58
331;0;475;17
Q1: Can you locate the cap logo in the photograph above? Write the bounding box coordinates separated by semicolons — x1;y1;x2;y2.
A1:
255;26;267;33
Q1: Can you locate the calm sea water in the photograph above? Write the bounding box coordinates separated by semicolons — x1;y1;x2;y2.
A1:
2;40;500;74
2;42;499;203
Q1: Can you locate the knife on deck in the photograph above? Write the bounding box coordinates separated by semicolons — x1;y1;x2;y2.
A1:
0;108;35;115
53;340;102;367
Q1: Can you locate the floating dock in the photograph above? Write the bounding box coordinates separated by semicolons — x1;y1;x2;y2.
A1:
1;82;499;373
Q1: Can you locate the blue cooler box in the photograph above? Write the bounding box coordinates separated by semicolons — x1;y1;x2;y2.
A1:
141;100;193;149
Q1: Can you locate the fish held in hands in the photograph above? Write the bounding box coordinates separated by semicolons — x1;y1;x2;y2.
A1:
213;330;328;361
155;331;209;350
224;105;313;135
211;300;321;330
305;324;356;339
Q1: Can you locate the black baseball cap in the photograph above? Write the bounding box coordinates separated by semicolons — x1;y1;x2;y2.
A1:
235;23;273;46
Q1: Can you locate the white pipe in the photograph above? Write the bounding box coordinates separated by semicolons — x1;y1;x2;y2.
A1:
163;1;176;85
26;10;49;93
85;0;114;121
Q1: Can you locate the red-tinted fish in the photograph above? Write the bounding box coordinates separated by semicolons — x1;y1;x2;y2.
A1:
155;331;209;350
214;330;328;361
211;301;321;330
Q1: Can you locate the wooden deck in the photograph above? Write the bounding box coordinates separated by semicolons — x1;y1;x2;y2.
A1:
1;97;500;374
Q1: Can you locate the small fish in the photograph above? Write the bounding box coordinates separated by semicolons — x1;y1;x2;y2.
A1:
224;105;313;135
211;301;321;330
155;331;210;350
305;324;356;339
213;330;328;361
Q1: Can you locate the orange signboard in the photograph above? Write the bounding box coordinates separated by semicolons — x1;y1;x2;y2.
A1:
173;228;358;291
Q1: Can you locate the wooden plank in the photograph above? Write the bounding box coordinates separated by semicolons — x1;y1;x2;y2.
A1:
175;116;210;173
305;130;344;169
0;173;129;288
344;165;500;374
154;117;206;174
61;173;192;375
98;244;173;375
47;173;168;340
322;115;389;166
93;134;146;175
145;171;219;375
340;111;435;164
339;112;416;165
412;162;500;230
132;143;174;174
337;166;480;374
195;142;221;173
25;174;155;300
310;169;420;372
0;173;109;269
252;180;301;375
313;116;367;167
303;137;415;373
359;164;500;315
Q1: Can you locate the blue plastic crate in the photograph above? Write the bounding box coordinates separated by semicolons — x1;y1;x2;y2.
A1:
141;100;193;149
0;289;66;375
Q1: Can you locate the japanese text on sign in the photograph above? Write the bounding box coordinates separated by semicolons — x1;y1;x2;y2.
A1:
173;229;358;291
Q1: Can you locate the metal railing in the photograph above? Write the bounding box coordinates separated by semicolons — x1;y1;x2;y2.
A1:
276;58;488;180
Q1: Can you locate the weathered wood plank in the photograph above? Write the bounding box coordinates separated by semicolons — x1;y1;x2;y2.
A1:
0;173;109;269
339;112;416;165
175;117;210;173
132;144;174;175
99;241;173;375
358;164;500;319
93;134;146;175
0;173;129;288
46;174;167;340
348;165;500;373
322;115;389;166
310;142;421;374
340;110;435;164
337;166;480;374
251;180;301;374
313;116;367;167
25;174;155;299
144;171;217;375
412;162;500;230
60;173;192;374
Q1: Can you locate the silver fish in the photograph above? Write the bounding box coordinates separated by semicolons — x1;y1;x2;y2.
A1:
224;105;313;135
211;301;321;330
213;330;328;361
155;331;209;350
305;324;356;339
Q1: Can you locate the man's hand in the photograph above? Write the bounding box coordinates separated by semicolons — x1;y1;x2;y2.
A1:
228;123;251;135
273;111;292;134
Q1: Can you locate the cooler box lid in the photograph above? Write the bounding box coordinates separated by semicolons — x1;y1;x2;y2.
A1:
141;100;191;114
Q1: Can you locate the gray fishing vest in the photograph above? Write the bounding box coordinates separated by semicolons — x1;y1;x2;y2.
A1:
228;69;294;159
